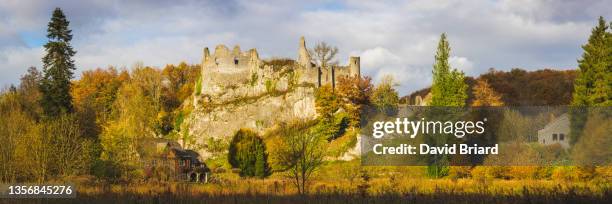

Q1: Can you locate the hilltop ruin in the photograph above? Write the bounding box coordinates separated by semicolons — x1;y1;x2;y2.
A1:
197;36;360;103
184;37;361;157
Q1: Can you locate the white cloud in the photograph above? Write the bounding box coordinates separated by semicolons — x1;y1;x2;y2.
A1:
449;56;474;74
360;47;401;69
0;46;44;85
1;0;610;94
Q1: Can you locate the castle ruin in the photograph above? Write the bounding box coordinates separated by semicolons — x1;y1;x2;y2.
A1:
186;37;362;157
198;36;360;103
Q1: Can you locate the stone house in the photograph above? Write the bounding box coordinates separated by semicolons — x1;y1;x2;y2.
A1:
537;113;570;149
143;139;210;182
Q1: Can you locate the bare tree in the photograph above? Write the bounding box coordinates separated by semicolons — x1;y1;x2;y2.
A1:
276;123;326;194
309;41;339;68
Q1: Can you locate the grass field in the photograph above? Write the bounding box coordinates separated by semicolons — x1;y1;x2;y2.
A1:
2;164;610;204
2;179;609;204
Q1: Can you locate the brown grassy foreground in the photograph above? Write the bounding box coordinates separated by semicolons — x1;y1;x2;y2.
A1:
2;176;609;204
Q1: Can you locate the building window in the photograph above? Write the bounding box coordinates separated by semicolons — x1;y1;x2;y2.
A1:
179;160;184;167
234;58;239;65
552;134;557;141
559;133;565;141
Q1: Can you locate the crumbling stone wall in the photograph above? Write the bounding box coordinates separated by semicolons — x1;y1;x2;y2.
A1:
199;37;361;103
186;37;362;156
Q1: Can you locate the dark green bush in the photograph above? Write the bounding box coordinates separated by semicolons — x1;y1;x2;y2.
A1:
228;129;271;178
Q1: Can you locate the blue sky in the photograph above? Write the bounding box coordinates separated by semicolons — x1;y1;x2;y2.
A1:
1;0;611;94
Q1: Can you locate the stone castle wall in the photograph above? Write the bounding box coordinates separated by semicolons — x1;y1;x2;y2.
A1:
198;36;361;103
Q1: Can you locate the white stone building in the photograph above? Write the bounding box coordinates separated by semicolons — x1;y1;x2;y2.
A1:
537;113;570;149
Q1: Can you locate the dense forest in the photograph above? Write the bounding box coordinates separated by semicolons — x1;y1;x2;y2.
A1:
405;68;577;106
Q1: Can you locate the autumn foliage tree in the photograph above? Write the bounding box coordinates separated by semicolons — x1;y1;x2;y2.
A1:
1;91;93;182
159;62;200;134
99;65;162;180
478;68;575;106
314;84;339;122
275;123;326;194
336;75;373;127
18;67;44;119
71;67;127;138
72;68;127;119
371;75;399;114
471;79;504;106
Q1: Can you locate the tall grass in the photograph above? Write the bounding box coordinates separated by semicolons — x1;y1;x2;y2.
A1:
3;175;609;204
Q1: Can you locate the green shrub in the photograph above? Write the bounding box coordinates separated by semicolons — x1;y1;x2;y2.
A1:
313;112;349;141
228;129;271;178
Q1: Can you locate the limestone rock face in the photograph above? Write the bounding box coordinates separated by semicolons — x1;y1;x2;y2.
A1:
186;86;316;157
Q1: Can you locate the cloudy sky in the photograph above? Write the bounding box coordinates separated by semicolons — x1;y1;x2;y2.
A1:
1;0;610;94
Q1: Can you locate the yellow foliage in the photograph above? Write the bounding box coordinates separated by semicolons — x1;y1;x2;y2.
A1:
507;166;539;179
471;79;503;106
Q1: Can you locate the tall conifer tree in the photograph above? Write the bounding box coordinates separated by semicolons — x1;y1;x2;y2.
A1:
427;33;467;178
430;33;467;106
572;16;609;107
570;17;611;145
41;8;76;117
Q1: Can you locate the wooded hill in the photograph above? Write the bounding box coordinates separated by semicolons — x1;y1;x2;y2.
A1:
405;68;576;106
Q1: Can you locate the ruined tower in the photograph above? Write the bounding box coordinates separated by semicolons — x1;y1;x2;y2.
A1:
198;44;261;100
297;36;312;69
349;56;360;78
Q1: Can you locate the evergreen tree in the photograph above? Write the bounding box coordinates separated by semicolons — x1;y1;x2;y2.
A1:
40;8;76;117
427;33;467;178
572;16;610;107
570;17;611;145
430;33;467;107
228;129;270;178
254;141;271;178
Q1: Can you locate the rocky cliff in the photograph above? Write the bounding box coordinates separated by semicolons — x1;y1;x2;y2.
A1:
183;57;319;157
